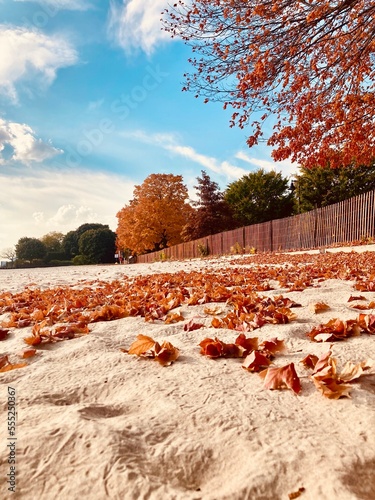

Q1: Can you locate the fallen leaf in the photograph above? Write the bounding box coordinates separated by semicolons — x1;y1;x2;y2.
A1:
288;487;305;499
242;350;271;372
127;334;156;356
348;295;367;302
0;355;27;372
300;354;319;369
20;348;37;359
184;318;204;332
259;337;286;355
199;337;245;358
261;363;301;394
154;341;180;366
235;333;258;355
204;305;224;315
0;328;9;340
309;301;330;313
125;335;179;365
164;312;184;324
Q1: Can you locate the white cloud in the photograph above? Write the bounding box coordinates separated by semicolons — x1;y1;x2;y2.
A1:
0;25;78;101
13;0;91;10
0;118;62;164
235;151;299;178
108;0;170;55
123;129;249;180
45;204;98;227
0;168;135;250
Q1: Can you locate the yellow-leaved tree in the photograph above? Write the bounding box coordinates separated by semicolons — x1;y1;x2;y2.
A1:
116;173;192;254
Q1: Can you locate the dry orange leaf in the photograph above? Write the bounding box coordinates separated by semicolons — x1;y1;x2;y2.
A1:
125;334;180;366
20;348;37;359
242;350;271;372
154;341;180;366
300;353;319;369
261;363;301;394
199;337;245;358
164;312;184;324
0;355;27;372
127;334;156;356
309;301;330;313
204;305;224;315
259;337;286;355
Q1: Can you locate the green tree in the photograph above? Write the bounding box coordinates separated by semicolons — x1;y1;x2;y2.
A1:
293;164;375;213
62;223;109;259
182;170;236;241
16;237;47;261
225;169;294;225
78;228;117;264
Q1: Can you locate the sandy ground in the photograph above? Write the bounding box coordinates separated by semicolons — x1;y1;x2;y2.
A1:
1;248;375;500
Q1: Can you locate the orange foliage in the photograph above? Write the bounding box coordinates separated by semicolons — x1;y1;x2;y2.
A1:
164;2;375;168
116;174;192;254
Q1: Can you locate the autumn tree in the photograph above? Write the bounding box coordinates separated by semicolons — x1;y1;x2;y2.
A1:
224;169;294;225
116;174;192;254
163;1;375;168
292;164;375;213
182;170;236;241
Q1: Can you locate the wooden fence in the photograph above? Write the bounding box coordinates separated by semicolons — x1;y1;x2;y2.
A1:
137;190;375;263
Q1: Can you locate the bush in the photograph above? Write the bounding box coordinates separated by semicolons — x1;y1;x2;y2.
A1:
197;243;209;257
72;255;93;265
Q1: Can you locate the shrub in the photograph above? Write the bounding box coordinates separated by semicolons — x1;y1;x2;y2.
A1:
72;255;93;265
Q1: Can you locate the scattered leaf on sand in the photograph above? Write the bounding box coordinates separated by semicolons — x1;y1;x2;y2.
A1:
261;363;301;394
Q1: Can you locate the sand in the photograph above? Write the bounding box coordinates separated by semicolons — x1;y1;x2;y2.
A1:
1;249;375;500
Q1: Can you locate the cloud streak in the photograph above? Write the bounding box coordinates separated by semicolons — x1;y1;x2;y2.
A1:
0;25;78;101
13;0;92;10
123;129;249;180
235;151;299;177
108;0;170;55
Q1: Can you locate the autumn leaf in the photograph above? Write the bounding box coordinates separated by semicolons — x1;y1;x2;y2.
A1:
0;328;9;340
164;312;184;324
311;377;352;399
0;355;27;372
307;318;361;341
309;302;330;313
338;359;374;383
261;363;301;394
288;487;305;500
204;305;224;315
125;335;179;365
235;333;258;355
184;318;204;332
300;354;319;370
20;349;37;359
242;350;271;372
348;295;367;302
127;334;156;356
154;341;180;366
357;313;375;334
199;337;245;358
259;337;286;355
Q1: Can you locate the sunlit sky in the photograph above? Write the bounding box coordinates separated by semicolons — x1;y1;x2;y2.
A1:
0;0;297;252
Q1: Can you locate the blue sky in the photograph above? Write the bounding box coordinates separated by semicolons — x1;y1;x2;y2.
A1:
0;0;297;252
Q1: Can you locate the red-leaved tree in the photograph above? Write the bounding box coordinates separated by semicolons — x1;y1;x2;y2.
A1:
163;1;375;168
